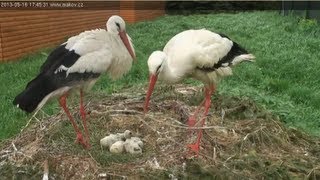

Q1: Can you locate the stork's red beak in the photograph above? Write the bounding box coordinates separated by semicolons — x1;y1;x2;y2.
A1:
144;74;158;113
119;31;136;61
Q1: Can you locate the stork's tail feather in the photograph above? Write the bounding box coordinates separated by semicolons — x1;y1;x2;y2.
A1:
232;54;255;66
13;74;55;113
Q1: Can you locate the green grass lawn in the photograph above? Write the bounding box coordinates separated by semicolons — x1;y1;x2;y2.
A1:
1;11;319;140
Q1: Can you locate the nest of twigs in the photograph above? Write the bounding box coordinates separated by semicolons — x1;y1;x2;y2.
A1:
1;84;320;179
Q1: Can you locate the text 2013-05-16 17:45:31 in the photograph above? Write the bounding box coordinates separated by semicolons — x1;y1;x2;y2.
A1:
0;2;84;8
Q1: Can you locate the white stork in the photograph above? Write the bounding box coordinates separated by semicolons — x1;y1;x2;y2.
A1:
143;29;255;156
13;15;135;149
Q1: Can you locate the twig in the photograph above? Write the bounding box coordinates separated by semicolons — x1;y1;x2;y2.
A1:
221;108;225;125
223;155;236;165
39;109;50;118
16;151;32;159
307;166;320;179
20;108;41;133
91;109;144;116
12;142;18;152
136;116;158;133
243;133;250;141
98;172;127;179
213;147;217;164
88;152;101;169
42;159;49;180
166;117;185;126
146;115;226;130
108;110;144;115
197;151;218;162
8;142;32;161
224;105;245;114
243;127;266;141
165;123;226;130
0;150;12;159
0;152;11;159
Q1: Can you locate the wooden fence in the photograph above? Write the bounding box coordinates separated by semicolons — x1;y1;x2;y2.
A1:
281;1;320;21
0;1;165;62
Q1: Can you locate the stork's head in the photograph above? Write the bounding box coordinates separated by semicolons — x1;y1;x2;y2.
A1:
106;15;136;60
144;51;167;113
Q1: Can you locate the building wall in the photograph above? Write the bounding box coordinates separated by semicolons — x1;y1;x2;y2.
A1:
0;1;165;62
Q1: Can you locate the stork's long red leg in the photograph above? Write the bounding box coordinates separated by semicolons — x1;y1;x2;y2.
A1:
59;93;86;148
187;99;205;127
187;85;215;157
80;89;90;148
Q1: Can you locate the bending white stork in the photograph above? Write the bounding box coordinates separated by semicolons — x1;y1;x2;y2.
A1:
143;29;254;156
13;15;135;149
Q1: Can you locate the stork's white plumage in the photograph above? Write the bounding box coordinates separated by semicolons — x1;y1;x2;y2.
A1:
144;29;255;156
13;15;135;148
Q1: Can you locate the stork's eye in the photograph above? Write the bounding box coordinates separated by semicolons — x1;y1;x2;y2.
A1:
115;22;120;30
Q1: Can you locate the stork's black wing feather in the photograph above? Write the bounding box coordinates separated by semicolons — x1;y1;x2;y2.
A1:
19;44;99;113
26;44;81;89
40;44;69;73
15;68;100;113
40;44;81;74
197;33;249;72
15;33;103;113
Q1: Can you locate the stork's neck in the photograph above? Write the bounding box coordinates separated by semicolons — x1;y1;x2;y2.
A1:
106;31;133;80
158;57;181;83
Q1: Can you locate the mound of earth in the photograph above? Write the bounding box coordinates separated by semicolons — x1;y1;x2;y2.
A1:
1;85;320;179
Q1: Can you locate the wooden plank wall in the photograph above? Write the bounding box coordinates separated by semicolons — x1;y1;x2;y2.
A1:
120;1;165;23
0;10;118;61
0;1;165;62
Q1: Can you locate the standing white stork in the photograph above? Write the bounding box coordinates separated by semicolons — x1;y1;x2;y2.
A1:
143;29;255;156
13;15;135;149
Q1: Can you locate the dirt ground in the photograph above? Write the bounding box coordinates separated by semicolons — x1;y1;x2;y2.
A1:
1;85;320;179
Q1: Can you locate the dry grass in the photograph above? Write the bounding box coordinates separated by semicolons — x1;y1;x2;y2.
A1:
1;84;320;179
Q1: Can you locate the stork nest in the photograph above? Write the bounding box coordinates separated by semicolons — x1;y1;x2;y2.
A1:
1;84;320;179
